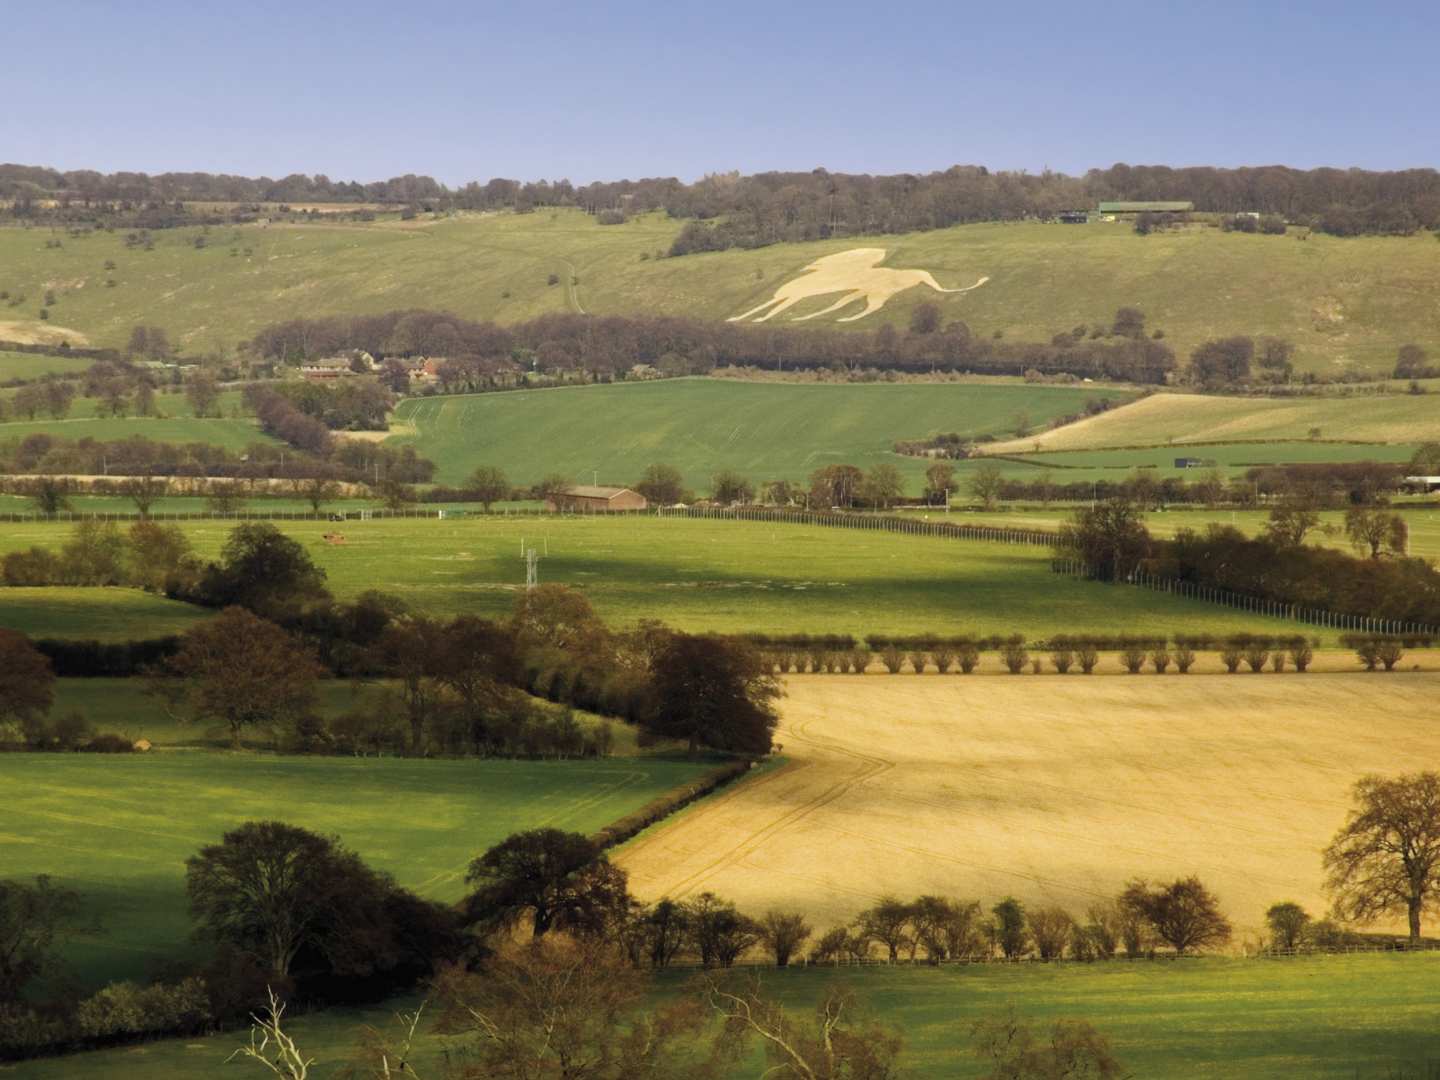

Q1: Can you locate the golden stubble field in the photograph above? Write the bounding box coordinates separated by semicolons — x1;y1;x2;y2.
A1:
617;672;1440;942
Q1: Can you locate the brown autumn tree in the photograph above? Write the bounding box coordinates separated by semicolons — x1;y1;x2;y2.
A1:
1325;772;1440;944
162;607;322;748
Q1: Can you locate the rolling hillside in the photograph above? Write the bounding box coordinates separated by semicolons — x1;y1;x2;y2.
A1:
1;211;1437;372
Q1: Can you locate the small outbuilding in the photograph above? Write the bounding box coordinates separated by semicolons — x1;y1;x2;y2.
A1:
546;485;649;512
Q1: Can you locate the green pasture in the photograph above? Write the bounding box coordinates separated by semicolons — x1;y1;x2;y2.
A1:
0;415;269;452
946;504;1440;559
0;586;213;640
998;439;1415;480
0;752;713;990
0;349;92;381
20;953;1440;1079
2;212;1437;371
0;516;1325;640
392;379;1136;488
0;387;246;420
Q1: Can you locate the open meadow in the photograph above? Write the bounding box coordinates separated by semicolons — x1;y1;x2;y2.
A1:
0;586;213;640
0;516;1319;640
391;379;1135;488
19;929;1440;1079
3;212;1438;372
618;673;1440;945
984;389;1440;454
0;752;715;990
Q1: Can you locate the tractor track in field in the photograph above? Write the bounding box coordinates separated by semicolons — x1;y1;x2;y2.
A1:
615;713;895;901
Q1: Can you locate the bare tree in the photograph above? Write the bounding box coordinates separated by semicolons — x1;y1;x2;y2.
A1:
228;988;314;1079
758;910;812;968
1026;907;1074;960
856;896;912;962
1119;877;1231;955
971;1007;1125;1080
1325;772;1440;944
703;974;903;1080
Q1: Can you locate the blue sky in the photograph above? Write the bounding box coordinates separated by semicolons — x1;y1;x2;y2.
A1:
5;0;1436;184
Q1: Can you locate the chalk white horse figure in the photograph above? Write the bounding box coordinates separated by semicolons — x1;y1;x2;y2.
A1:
728;247;989;323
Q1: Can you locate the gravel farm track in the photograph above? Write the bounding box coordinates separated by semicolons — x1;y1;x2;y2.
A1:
617;669;1440;942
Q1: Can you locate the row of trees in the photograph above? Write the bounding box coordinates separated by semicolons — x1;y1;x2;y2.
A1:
11;160;1440;236
1055;497;1440;627
249;307;1181;384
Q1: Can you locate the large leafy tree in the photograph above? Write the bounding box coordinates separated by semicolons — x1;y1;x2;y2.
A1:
161;607;322;748
1119;877;1231;954
1325;772;1440;944
647;633;780;758
0;876;81;1004
1055;497;1152;582
186;820;457;984
467;466;510;512
464;829;629;939
0;631;54;735
635;463;686;506
200;522;330;617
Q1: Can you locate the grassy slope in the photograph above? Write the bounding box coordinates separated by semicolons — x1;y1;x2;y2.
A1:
0;388;268;450
1;213;1436;372
0;587;213;639
21;955;1440;1079
392;379;1135;488
0;517;1326;640
985;390;1440;453
0;349;92;380
0;752;712;989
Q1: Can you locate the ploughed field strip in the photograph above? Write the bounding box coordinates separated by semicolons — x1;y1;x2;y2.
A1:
617;674;1440;941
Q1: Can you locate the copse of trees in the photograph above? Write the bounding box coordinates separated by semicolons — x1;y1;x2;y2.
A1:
250;307;1179;385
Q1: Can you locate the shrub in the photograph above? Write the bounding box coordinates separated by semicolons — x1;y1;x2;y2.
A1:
1288;637;1315;673
932;647;955;674
1270;651;1287;673
1377;639;1406;671
848;651;869;673
1120;641;1147;674
1243;637;1272;673
1150;649;1171;674
880;647;904;674
958;643;981;673
1075;642;1100;673
1220;639;1244;673
1173;642;1197;674
1030;657;1043;674
1049;645;1074;674
907;651;928;674
1000;636;1028;674
83;733;134;753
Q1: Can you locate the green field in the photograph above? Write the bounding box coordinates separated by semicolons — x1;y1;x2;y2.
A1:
0;387;246;420
392;379;1136;488
18;954;1440;1079
947;505;1440;559
0;415;270;452
0;517;1324;640
995;440;1416;484
0;752;713;990
986;389;1440;453
0;586;214;640
0;348;93;381
2;212;1438;372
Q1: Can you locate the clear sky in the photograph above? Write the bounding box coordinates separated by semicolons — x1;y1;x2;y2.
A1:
5;0;1436;184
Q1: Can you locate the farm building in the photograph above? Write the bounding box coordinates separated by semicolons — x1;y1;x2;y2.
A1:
1097;200;1195;215
1404;475;1440;493
546;485;648;512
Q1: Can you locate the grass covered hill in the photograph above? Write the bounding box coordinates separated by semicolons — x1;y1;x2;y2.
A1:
1;211;1437;373
392;379;1135;489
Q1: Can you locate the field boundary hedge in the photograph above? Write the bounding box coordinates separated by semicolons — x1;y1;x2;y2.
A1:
589;757;756;851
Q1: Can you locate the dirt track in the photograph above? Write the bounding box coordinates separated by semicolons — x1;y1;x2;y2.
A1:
616;673;1440;939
